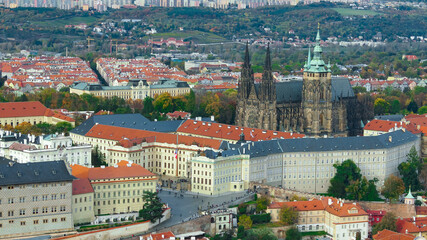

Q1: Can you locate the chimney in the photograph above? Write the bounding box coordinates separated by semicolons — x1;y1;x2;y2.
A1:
162;235;164;238
101;165;105;169
24;139;27;145
211;115;215;121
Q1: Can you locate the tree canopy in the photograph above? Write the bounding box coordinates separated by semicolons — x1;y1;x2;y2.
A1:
381;175;405;201
372;212;397;235
398;146;422;191
328;159;362;198
139;191;164;223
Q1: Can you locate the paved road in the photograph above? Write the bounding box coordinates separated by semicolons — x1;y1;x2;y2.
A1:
156;189;254;229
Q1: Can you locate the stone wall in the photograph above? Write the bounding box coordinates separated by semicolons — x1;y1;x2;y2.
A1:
53;209;171;240
158;215;212;236
358;202;416;218
250;183;320;201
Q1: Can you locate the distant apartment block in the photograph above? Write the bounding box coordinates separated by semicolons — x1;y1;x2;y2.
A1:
0;160;75;238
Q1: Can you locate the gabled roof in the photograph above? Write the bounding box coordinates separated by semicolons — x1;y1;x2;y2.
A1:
397;217;427;233
141;231;175;240
268;197;368;217
9;142;37;151
373;229;415;240
364;119;421;134
0;161;75;186
71;161;156;181
0;101;48;118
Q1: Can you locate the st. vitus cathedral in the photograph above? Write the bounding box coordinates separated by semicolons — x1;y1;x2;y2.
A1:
235;28;361;137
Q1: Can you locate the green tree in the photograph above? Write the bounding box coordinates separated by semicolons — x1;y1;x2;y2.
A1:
346;177;369;201
398;146;422;190
184;90;196;113
245;228;278;240
279;205;299;225
418;106;427;114
142;96;154;115
328;159;362;198
15;122;33;134
372;212;397;235
407;100;419;113
55;121;73;133
362;178;380;201
381;175;405;201
154;92;173;113
390;100;401;114
139;191;164;223
285;227;302;240
238;214;252;229
237;225;246;239
255;195;270;213
374;98;390;115
91;145;107;167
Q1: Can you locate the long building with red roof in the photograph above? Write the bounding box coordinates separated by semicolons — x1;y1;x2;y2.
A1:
396;217;427;238
0;101;75;127
71;160;158;216
177;119;305;143
267;197;369;240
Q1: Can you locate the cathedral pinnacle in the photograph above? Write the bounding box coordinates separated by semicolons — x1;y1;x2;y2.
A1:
244;42;251;68
264;43;272;71
304;25;326;73
316;22;321;42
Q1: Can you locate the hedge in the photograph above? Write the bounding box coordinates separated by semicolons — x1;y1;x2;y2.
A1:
250;213;271;224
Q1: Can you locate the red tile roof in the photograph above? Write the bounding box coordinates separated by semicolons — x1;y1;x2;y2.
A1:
269;197;368;217
9;142;37;151
373;229;415;240
0;101;74;122
72;178;94;195
397;217;427;234
177;119;305;142
364;119;421;134
416;206;427;216
0;101;49;118
71;161;156;181
85;124;223;149
141;231;175;240
166;111;190;119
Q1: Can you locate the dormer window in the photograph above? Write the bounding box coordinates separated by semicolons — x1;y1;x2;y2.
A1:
348;207;358;214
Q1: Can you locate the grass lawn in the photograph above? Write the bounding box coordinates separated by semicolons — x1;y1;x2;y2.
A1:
142;30;226;44
301;231;329;237
333;8;381;16
33;16;99;27
252;222;284;229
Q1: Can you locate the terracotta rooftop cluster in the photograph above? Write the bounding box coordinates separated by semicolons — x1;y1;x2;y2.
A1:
1;57;98;89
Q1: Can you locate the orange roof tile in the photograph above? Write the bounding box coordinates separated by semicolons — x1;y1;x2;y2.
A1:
72;161;156;181
177;119;304;142
373;229;415;240
397;217;427;234
71;165;90;179
364;119;421;135
85;124;223;149
0;101;48;118
141;231;175;240
269;197;368;217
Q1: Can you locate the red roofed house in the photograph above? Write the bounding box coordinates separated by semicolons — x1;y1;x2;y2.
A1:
396;217;427;238
71;161;158;216
0;101;75;127
367;210;386;232
403;115;427;158
166;111;191;120
141;231;175;240
72;178;95;224
267;197;369;240
373;229;415;240
363;119;421;136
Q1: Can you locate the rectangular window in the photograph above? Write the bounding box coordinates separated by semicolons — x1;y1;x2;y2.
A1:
8;198;14;204
8;210;13;217
43;219;48;224
52;218;57;223
42;207;48;213
19;209;25;216
34;220;39;224
51;207;57;212
33;208;39;214
20;221;26;226
60;206;66;212
61;217;66;222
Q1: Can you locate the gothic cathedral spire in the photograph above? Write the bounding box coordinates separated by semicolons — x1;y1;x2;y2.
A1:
239;42;254;99
260;44;276;101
